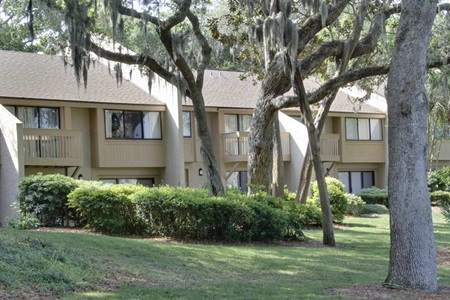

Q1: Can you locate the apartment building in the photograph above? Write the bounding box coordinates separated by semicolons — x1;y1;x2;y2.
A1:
0;50;394;224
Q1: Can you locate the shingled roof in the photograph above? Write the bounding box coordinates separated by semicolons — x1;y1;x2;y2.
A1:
200;69;384;114
0;50;162;105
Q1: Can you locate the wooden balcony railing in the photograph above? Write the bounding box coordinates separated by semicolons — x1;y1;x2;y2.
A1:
222;131;290;162
23;128;83;166
320;133;340;162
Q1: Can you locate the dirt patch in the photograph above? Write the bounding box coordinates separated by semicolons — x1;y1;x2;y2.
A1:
325;284;450;300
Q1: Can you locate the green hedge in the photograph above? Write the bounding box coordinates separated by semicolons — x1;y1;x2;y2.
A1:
68;184;146;235
361;204;389;215
430;191;450;206
345;193;366;216
17;173;80;226
428;166;450;192
311;177;348;223
68;185;288;242
358;187;389;207
131;186;288;242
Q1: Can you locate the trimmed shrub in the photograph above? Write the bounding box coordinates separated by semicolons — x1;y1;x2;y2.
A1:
428;166;450;192
358;187;389;207
281;198;322;233
311;177;348;223
430;191;450;206
68;184;146;234
361;204;389;215
345;193;366;216
131;186;288;242
17;174;80;226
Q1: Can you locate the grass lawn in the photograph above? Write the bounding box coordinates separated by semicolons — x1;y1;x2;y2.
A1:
0;211;449;299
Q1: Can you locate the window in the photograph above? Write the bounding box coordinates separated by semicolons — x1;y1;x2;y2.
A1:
7;106;60;129
338;171;374;194
224;114;252;133
345;118;382;141
99;178;155;187
183;111;192;137
226;171;248;192
105;110;161;139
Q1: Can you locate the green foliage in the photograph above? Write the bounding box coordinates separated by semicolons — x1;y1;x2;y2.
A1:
17;174;80;226
278;198;321;238
311;177;348;223
358;187;389;207
7;203;40;230
345;194;366;217
428;166;450;192
430;190;450;206
68;184;146;235
131;186;287;242
68;185;287;242
361;204;389;215
443;205;450;223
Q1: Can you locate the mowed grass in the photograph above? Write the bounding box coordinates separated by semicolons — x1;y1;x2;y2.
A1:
0;211;449;300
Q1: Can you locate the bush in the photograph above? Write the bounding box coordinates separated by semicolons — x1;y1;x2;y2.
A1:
358;187;389;207
443;205;450;223
428;166;450;192
68;184;146;235
311;177;348;223
17;174;80;226
131;186;288;242
7;203;40;229
430;190;450;206
345;194;366;216
361;204;389;215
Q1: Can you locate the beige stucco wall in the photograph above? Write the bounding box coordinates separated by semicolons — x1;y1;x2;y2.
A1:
150;75;185;186
0;105;24;226
278;111;309;192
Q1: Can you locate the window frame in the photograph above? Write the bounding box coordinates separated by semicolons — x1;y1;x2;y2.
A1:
338;171;375;194
7;105;60;129
98;178;155;187
182;111;192;138
104;109;162;140
345;117;383;141
224;114;252;133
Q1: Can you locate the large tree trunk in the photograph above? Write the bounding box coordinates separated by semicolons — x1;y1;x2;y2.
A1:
248;55;291;194
272;112;285;198
384;0;437;291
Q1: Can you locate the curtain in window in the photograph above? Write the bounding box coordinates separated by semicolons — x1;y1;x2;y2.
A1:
345;118;358;140
17;107;38;128
225;114;238;133
370;119;382;140
239;115;252;132
143;112;162;139
358;119;370;140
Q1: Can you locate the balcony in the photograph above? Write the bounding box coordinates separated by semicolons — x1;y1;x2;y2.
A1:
320;134;340;162
222;131;291;163
23;128;83;167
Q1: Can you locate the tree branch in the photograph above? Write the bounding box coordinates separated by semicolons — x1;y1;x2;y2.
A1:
86;36;175;84
297;0;351;53
186;9;211;91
